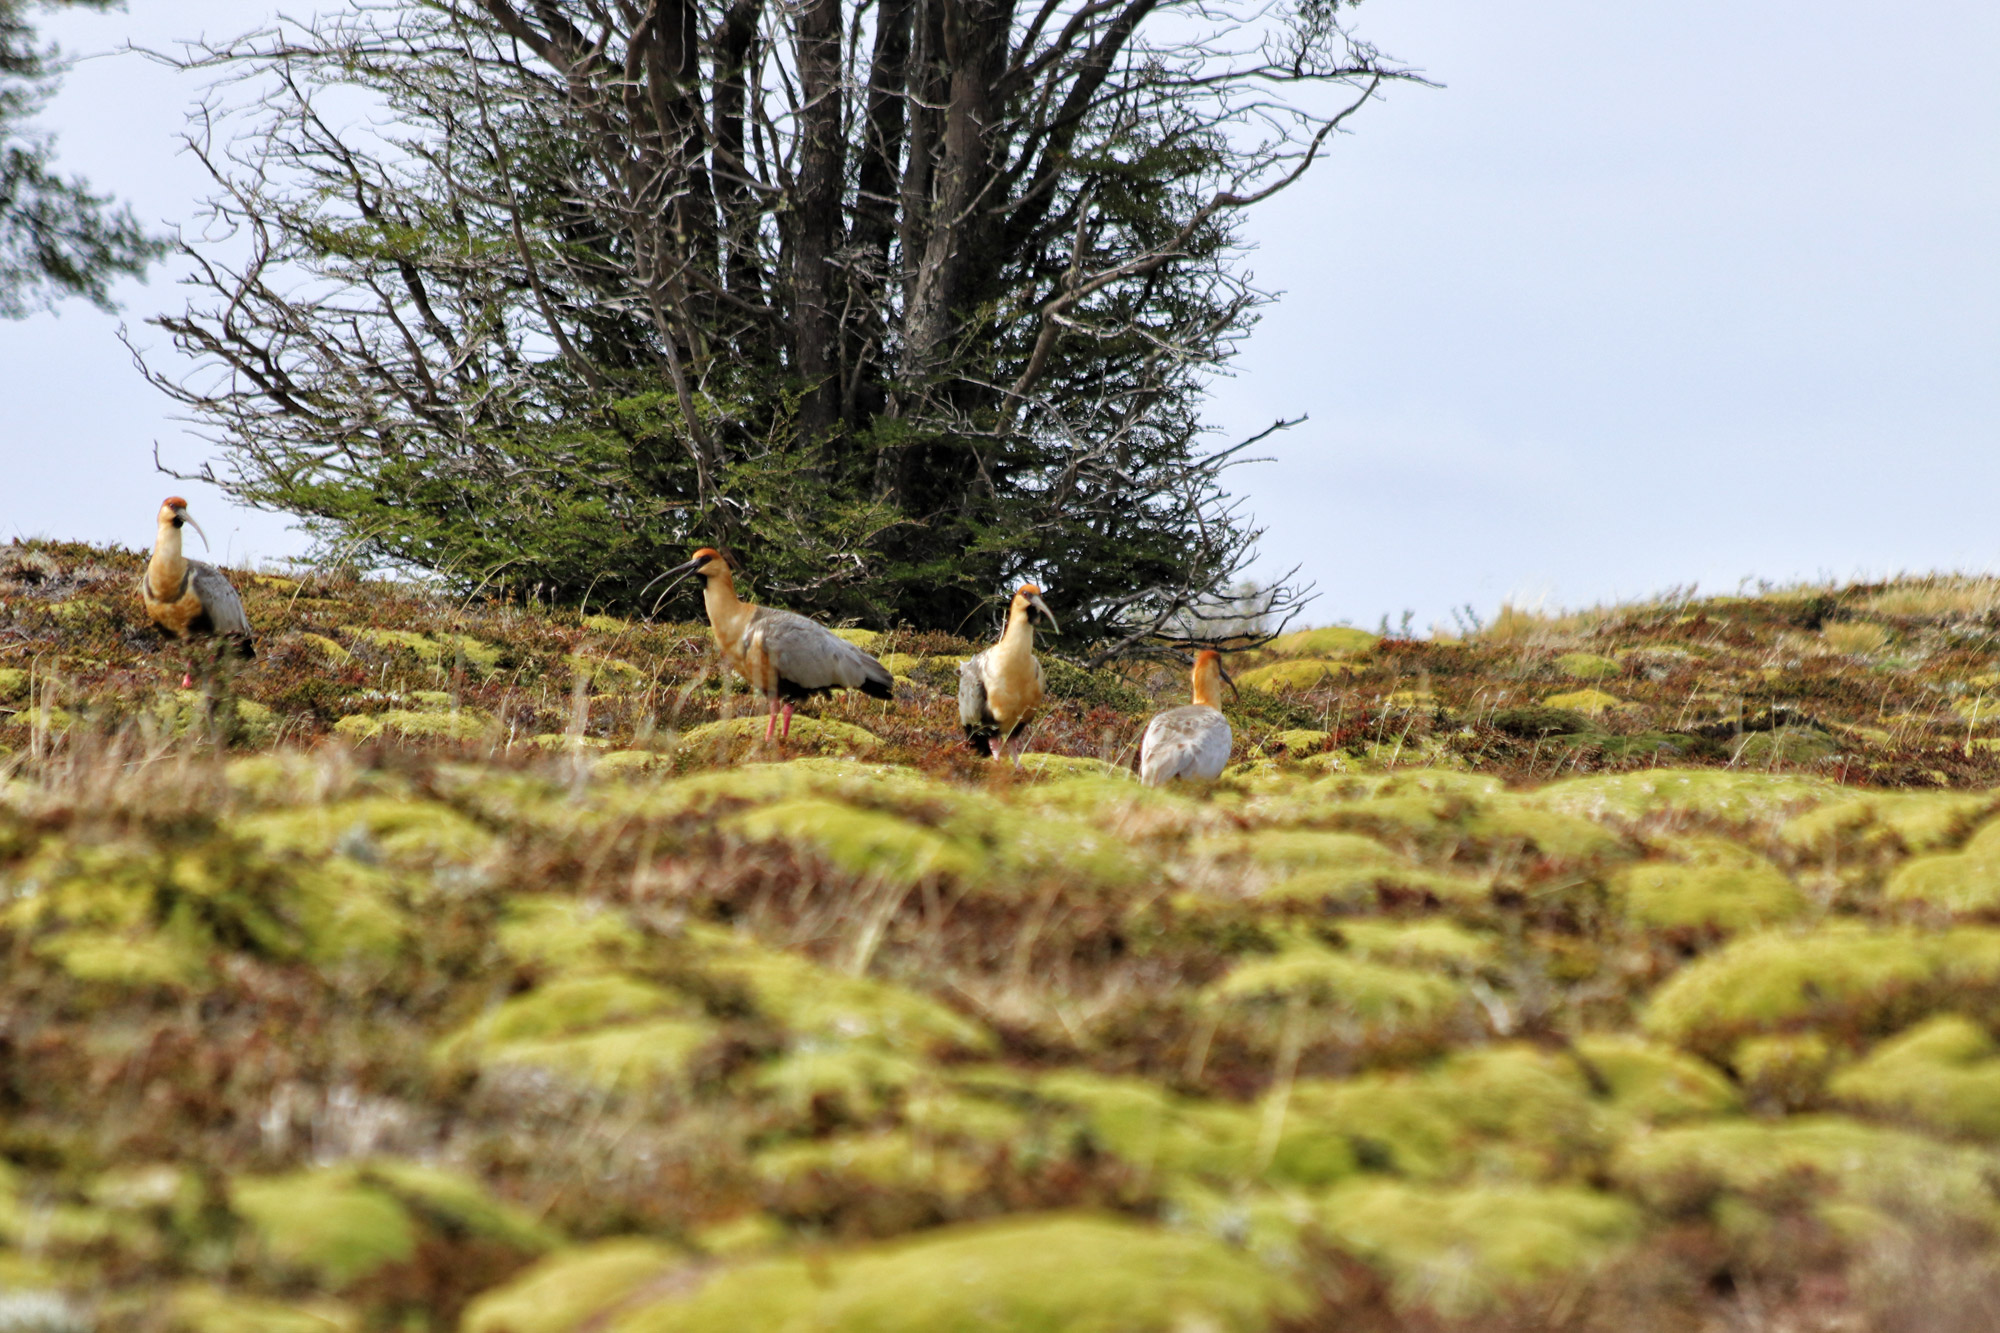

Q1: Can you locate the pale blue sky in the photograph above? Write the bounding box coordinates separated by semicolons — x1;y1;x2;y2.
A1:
3;0;1995;629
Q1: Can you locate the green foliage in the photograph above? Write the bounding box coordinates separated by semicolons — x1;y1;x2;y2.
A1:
0;0;165;317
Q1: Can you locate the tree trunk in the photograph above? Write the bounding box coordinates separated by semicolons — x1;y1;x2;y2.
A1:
791;0;846;443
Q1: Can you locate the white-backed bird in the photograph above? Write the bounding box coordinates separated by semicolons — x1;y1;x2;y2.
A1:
1138;649;1233;785
959;584;1058;759
140;496;254;688
661;547;894;743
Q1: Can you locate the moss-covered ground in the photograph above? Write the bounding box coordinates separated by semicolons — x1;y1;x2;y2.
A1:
8;542;2000;1329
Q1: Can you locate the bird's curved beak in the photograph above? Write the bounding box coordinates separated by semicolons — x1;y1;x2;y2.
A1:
1029;594;1059;634
639;554;712;618
179;510;210;552
1219;661;1239;700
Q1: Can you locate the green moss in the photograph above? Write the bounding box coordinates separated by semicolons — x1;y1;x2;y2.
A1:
496;897;644;974
0;667;28;701
1234;659;1355;692
1529;769;1833;823
1033;1070;1261;1181
754;1129;989;1201
1783;791;2000;859
1610;1115;2000;1229
1314;1182;1639;1318
1732;726;1841;767
1207;945;1466;1040
1828;1016;2000;1137
1614;854;1805;934
597;748;672;774
678;715;881;756
359;1159;560;1253
1734;1033;1837;1110
232;1170;415;1288
152;690;277;746
528;732;612;750
165;1285;356;1333
1255;864;1486;911
1642;925;1940;1055
238;796;499;870
1336;919;1495;972
1554;652;1622;681
567;653;649;690
3;835;404;988
1198;829;1398;875
484;1019;718;1092
696;929;992;1054
462;1239;682;1333
345;627;446;663
755;1044;927;1119
1488;706;1595;738
1885;838;2000;913
727;799;977;887
610;1213;1303;1333
300;633;354;666
439;974;701;1056
1267;626;1379;658
1542;689;1624;714
1464;798;1628;862
33;928;206;988
332;707;490;743
1013;753;1131;781
1573;1035;1739;1124
1261;729;1329;755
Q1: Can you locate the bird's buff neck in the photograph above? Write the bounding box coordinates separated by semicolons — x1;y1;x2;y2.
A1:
998;600;1038;657
148;517;187;599
1191;657;1224;709
701;567;753;642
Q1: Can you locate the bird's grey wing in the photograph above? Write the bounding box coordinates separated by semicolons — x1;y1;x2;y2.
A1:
958;651;992;729
1138;711;1175;785
1188;711;1233;779
758;611;892;691
1139;707;1231;784
189;561;253;638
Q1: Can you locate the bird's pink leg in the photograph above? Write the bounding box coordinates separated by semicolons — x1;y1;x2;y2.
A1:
781;702;795;741
181;671;193;690
764;696;780;741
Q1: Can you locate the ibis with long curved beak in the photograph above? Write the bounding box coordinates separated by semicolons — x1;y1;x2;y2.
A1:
660;547;894;744
140;497;255;688
1138;649;1234;785
959;584;1058;759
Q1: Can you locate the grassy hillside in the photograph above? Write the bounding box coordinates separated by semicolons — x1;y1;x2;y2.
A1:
5;540;2000;1331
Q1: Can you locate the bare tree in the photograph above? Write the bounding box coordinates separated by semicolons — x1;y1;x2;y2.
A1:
139;0;1412;653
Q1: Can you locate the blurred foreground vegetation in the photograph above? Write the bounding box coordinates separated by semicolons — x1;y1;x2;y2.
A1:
6;541;2000;1330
